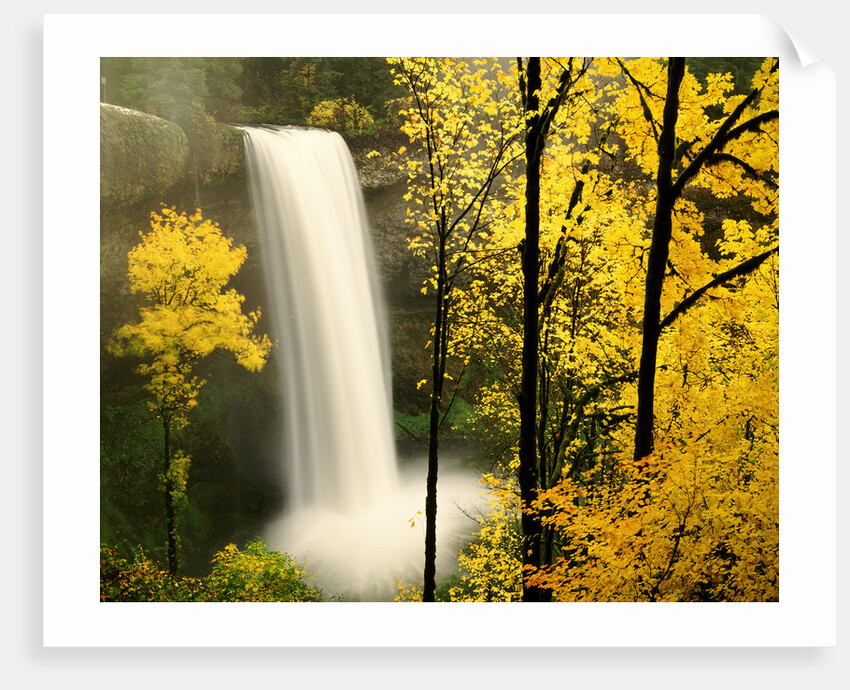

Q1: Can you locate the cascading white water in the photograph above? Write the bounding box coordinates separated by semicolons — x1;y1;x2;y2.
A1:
241;126;484;601
241;126;398;514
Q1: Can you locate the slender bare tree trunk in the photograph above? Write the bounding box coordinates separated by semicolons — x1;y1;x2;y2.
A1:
518;57;546;602
423;234;448;602
633;57;686;462
163;415;178;576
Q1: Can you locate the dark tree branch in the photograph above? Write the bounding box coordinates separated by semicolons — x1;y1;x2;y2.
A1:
517;57;527;111
659;245;778;331
671;60;778;199
705;152;779;190
537;161;589;309
537;120;616;312
724;110;779;144
615;57;662;142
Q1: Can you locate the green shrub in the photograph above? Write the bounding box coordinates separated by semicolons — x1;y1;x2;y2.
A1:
205;539;322;602
100;544;206;601
100;539;322;602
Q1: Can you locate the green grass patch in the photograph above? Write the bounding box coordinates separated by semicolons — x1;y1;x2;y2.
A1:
393;396;478;442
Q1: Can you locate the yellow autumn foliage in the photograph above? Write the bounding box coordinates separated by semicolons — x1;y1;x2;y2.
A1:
110;205;272;426
392;57;779;602
448;473;523;602
527;436;778;601
307;96;375;138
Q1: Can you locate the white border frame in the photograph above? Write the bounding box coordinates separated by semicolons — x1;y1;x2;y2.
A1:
43;13;836;646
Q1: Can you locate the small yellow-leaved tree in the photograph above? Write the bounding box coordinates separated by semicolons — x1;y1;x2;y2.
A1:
307;96;375;138
110;206;272;575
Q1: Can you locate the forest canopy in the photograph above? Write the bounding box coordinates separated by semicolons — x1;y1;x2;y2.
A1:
100;57;404;135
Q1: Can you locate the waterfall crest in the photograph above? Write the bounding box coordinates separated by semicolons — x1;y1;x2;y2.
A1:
241;126;398;514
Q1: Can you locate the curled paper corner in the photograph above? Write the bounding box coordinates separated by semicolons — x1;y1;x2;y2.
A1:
765;14;827;70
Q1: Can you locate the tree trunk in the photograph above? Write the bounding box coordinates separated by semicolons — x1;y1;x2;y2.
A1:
163;416;178;576
633;57;686;462
423;235;448;602
518;57;546;602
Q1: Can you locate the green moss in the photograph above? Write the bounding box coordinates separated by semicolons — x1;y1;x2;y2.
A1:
100;104;247;208
194;123;246;187
100;104;190;207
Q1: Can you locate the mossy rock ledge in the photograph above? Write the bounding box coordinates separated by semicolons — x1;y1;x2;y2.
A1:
100;104;191;207
100;104;246;208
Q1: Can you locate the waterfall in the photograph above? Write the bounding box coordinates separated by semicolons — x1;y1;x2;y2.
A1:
241;126;398;514
240;125;483;601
